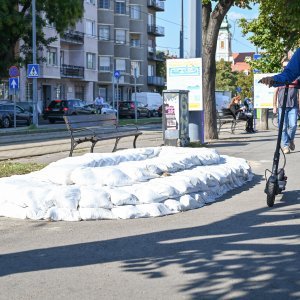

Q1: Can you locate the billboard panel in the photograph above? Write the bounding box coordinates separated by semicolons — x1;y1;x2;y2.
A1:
254;73;277;108
166;58;203;111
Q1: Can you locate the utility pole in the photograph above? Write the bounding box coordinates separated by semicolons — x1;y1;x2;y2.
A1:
180;0;184;58
134;67;138;123
188;0;203;143
32;0;38;126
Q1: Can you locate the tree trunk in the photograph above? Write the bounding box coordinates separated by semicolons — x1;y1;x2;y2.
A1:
260;108;269;130
202;1;234;140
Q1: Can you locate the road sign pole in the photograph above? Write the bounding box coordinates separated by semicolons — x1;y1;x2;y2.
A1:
32;0;38;127
13;89;16;128
134;68;137;123
116;78;119;123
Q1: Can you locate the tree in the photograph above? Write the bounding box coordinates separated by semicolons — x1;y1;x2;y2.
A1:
0;0;84;78
239;1;300;129
202;0;255;140
215;59;238;94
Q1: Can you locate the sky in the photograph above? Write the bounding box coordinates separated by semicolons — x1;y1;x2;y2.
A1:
156;1;260;57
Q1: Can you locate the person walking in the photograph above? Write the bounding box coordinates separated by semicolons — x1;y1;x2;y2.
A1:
94;95;104;114
273;77;300;154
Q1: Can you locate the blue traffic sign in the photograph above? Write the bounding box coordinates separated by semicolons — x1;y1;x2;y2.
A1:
27;64;39;78
253;54;262;60
114;70;121;79
9;66;19;77
9;77;19;91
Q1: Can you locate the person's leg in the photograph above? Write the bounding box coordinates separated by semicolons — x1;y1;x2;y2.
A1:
287;107;298;150
278;107;289;148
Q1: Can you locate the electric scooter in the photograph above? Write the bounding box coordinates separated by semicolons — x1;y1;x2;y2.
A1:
264;82;295;207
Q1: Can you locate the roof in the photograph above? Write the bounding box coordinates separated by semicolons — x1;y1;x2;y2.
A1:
231;52;255;72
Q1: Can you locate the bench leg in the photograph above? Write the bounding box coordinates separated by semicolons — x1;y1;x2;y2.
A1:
133;135;139;148
231;121;237;134
91;141;98;153
69;140;76;157
112;138;121;152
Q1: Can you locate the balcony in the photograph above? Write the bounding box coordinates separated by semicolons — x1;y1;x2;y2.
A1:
60;30;84;44
148;51;165;62
60;64;84;78
147;0;165;11
148;76;165;86
147;25;165;37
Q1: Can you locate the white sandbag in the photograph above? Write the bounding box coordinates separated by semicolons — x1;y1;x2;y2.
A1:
108;188;139;206
118;164;154;182
79;187;112;208
136;203;173;217
164;199;183;212
71;166;133;187
179;194;204;211
54;186;81;209
79;208;116;220
111;205;147;219
145;179;180;199
45;207;81;221
0;202;27;219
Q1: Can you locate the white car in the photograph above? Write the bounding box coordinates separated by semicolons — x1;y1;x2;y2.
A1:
101;103;117;115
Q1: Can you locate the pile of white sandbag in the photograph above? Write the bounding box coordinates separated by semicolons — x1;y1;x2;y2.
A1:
0;147;252;221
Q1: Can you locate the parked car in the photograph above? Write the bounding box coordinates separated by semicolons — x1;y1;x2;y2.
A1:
16;101;33;113
0;104;33;128
43;99;94;124
101;103;117;115
118;101;151;119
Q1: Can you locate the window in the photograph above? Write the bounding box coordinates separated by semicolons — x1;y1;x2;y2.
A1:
86;19;96;36
47;47;57;65
99;0;110;9
148;64;154;76
86;53;96;69
148;39;154;52
115;1;126;14
131;61;141;77
220;41;225;49
75;86;85;100
130;5;141;19
99;25;110;41
115;29;126;44
99;56;111;71
115;59;126;71
130;34;141;47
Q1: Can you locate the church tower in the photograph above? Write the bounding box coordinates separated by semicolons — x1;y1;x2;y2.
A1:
216;16;232;62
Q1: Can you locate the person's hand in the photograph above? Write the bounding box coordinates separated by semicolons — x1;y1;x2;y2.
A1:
273;107;278;114
259;76;275;87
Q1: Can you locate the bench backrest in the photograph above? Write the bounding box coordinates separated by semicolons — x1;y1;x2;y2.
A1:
218;108;235;119
64;114;117;131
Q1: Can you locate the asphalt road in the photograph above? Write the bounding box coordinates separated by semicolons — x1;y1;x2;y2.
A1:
0;126;300;299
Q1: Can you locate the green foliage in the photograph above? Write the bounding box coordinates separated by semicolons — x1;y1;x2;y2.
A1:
215;60;238;94
0;0;83;78
239;1;300;73
236;70;253;99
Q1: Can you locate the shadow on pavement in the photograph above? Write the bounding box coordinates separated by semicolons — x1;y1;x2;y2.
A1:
1;176;299;298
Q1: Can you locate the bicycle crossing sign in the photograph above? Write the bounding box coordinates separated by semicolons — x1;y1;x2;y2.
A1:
27;64;39;78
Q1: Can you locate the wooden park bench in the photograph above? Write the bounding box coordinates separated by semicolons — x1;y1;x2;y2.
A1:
63;114;142;156
217;108;247;134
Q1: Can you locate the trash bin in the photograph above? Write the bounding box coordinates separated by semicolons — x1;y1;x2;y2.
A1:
162;90;189;147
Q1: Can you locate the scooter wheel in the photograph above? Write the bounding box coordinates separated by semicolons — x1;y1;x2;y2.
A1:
266;180;276;207
267;194;275;207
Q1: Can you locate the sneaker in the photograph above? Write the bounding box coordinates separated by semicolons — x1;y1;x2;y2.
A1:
289;140;295;151
283;147;290;154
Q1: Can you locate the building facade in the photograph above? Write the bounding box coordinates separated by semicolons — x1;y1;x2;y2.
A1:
216;16;232;62
15;0;166;110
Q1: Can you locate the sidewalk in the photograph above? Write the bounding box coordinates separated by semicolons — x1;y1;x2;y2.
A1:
1;126;300;299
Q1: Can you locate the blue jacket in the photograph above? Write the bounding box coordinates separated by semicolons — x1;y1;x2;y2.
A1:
273;48;300;85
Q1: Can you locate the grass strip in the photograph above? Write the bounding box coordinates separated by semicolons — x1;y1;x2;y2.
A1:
0;162;47;178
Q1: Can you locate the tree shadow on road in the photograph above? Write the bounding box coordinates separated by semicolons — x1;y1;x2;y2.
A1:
0;183;299;299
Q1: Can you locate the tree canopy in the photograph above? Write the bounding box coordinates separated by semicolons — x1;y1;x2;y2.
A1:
0;0;83;78
239;1;300;73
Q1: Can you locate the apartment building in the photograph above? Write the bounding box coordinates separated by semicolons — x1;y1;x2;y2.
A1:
98;0;166;103
15;0;166;109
